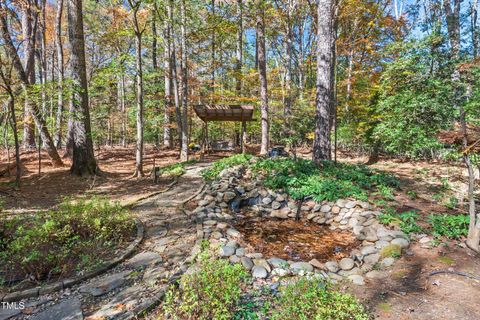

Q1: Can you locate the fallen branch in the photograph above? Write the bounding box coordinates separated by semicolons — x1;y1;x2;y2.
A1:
428;270;480;281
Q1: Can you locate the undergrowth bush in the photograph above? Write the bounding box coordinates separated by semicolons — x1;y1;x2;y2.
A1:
159;160;196;177
250;157;399;202
163;251;249;320
379;210;423;235
270;278;369;320
202;154;252;180
0;197;134;282
428;214;468;239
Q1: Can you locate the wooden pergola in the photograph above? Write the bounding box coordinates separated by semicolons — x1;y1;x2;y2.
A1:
193;105;255;154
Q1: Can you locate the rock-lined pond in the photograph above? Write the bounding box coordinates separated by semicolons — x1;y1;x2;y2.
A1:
194;159;410;285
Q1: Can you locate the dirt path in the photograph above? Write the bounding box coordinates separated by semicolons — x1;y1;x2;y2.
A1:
1;164;206;320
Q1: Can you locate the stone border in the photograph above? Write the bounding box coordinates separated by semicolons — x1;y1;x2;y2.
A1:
1;219;145;303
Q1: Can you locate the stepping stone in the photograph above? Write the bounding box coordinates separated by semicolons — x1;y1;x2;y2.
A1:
31;298;83;320
339;258;355;271
125;251;162;269
89;285;142;319
79;271;130;297
0;307;22;320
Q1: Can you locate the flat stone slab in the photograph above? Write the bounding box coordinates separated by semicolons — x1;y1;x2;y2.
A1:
0;307;22;320
79;271;130;297
31;298;83;320
125;251;162;269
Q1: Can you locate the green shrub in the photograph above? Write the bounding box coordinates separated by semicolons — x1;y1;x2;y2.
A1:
270;279;369;320
163;253;249;320
202;154;252;180
249;157;398;202
428;214;468;239
0;197;134;282
158;160;196;177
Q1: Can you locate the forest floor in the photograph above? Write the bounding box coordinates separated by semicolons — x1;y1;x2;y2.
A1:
1;146;480;319
0;146;227;211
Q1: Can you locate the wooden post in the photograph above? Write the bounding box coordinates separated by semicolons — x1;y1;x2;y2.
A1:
202;120;209;155
241;120;247;154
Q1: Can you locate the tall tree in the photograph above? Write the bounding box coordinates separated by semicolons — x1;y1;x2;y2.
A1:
128;0;146;177
257;0;269;155
67;0;98;175
235;0;243;95
0;1;63;167
163;3;173;148
21;0;37;149
180;0;188;161
55;0;65;148
312;0;335;162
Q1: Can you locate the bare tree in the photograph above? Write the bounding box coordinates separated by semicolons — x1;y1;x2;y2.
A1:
67;0;98;175
128;0;147;177
257;0;269;155
312;0;335;162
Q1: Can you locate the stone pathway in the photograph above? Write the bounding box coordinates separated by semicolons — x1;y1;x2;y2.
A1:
2;165;206;320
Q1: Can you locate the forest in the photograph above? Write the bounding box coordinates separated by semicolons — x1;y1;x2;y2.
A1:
0;0;480;319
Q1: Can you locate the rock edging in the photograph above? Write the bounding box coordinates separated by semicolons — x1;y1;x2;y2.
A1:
1;218;145;303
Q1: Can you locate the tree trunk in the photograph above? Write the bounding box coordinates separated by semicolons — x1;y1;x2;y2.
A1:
444;0;461;58
6;96;21;186
131;6;145;177
169;0;183;148
312;0;335;162
152;9;160;146
472;0;479;58
236;0;243;95
163;12;172;148
120;72;127;147
284;0;294;118
180;0;189;161
21;3;37;149
211;0;216;94
55;0;64;148
257;2;269;156
67;0;98;175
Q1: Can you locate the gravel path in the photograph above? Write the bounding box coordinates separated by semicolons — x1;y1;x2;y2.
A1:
1;165;206;320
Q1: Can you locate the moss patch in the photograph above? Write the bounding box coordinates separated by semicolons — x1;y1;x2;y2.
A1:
380;244;402;258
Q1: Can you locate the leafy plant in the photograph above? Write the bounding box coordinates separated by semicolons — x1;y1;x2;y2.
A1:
158;160;196;177
397;210;423;234
406;190;418;199
428;214;468;239
163;252;249;320
270;279;369;320
201;154;253;180
444;196;458;209
248;157;399;202
0;197;134;282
